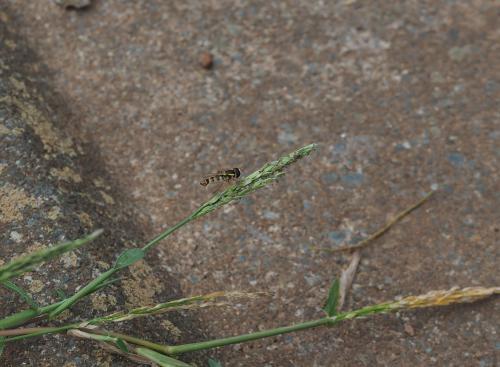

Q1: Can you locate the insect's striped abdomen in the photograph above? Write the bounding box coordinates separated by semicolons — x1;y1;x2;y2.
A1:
200;168;241;187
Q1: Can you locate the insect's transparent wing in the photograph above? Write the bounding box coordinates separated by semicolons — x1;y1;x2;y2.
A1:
200;171;225;180
210;181;226;194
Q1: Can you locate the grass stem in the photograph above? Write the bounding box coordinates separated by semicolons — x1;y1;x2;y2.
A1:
321;190;435;253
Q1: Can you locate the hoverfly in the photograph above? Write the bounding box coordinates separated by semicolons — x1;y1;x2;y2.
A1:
200;168;241;192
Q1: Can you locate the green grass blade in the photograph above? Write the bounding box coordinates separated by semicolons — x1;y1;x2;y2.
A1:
114;248;145;269
54;289;67;301
115;338;129;353
323;278;340;316
1;280;39;310
48;268;117;319
0;276;120;330
136;348;191;367
66;329;129;353
0;230;103;282
3;325;78;342
92;291;260;324
208;358;223;367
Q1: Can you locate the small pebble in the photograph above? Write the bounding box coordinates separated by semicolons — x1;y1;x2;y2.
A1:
329;230;346;244
448;152;465;167
10;231;23;242
402;141;411;149
404;322;415;336
263;210;280;220
199;52;214;69
341;172;364;187
321;172;339;185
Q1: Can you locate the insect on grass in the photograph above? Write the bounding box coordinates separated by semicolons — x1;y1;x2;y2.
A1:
200;168;241;188
199;168;242;195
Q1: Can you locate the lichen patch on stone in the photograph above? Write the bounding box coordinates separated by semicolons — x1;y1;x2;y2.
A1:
93;178;109;189
0;124;24;136
4;39;16;50
26;242;46;254
0;125;9;135
0;184;39;222
77;211;94;228
90;293;117;312
0;59;9;71
161;319;183;340
60;251;79;268
55;309;73;322
50;166;82;183
0;11;9;23
47;206;62;220
27;279;44;293
9;231;23;242
8;76;28;95
0;90;76;156
99;190;115;205
91;349;113;367
121;260;163;307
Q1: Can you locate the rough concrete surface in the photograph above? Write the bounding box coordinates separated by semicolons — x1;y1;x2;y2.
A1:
1;0;499;366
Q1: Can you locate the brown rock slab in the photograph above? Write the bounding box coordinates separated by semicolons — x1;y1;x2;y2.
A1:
1;1;499;366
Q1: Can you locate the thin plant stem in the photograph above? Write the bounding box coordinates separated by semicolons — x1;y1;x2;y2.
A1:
48;268;121;318
142;216;192;252
1;291;257;343
2;287;498;360
0;230;103;283
167;318;333;355
79;327;171;355
164;286;499;355
321;190;435;253
3;324;79;342
0;277;117;329
0;301;62;330
0;327;56;337
166;303;394;355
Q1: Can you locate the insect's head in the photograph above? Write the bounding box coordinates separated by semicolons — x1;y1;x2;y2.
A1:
233;168;241;178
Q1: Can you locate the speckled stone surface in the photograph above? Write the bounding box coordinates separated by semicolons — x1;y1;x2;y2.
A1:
1;1;499;366
0;12;204;367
